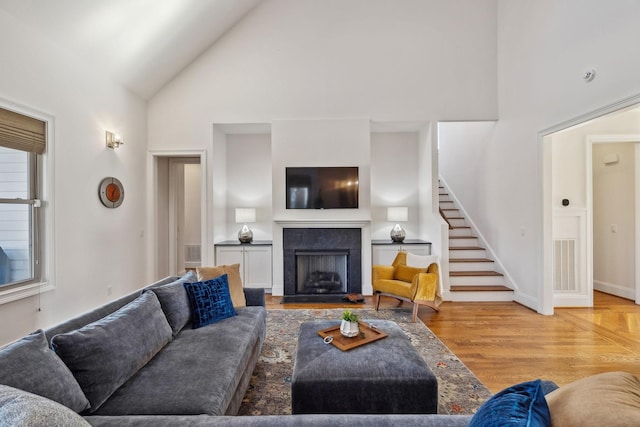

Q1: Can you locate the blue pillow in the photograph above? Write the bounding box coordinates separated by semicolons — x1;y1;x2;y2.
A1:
468;379;551;427
183;275;237;328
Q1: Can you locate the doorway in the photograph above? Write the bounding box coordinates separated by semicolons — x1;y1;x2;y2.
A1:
590;139;640;301
154;153;205;278
542;101;640;312
169;158;201;273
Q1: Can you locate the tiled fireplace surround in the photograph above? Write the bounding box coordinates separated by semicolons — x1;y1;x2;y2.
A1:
273;221;372;302
282;227;362;303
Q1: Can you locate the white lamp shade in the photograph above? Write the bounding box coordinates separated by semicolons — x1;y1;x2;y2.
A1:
387;206;408;222
235;208;256;224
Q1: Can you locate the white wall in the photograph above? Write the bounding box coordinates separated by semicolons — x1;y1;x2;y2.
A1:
370;132;420;240
271;119;371;222
148;0;497;295
0;11;148;344
270;119;373;294
551;110;640;210
211;126;229;248
148;0;498;141
476;0;640;311
225;133;272;240
592;142;635;297
439;121;496;216
435;1;640;312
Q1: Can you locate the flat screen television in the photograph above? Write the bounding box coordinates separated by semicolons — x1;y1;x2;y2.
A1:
286;166;359;209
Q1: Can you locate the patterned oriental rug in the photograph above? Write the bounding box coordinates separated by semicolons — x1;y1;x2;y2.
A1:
237;308;492;416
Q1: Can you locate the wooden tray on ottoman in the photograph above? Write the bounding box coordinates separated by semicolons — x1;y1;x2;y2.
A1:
317;321;388;351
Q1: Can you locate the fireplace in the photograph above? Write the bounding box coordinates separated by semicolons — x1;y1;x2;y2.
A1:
283;228;361;303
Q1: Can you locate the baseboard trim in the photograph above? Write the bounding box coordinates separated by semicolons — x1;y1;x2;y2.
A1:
594;280;635;300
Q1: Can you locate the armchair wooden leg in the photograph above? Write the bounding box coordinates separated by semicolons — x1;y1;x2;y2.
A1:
412;302;440;323
374;292;381;312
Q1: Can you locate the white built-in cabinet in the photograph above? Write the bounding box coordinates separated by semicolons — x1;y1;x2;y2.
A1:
214;241;272;289
371;240;432;266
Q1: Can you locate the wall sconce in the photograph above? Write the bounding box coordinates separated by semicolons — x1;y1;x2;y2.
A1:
387;206;408;243
235;208;256;243
106;131;124;149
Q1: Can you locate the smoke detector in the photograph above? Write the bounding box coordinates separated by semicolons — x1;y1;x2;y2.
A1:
583;69;596;82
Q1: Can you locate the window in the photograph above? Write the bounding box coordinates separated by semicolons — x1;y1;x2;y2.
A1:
0;107;46;292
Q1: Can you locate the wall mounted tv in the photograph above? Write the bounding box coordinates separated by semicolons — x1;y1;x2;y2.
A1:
286;166;359;209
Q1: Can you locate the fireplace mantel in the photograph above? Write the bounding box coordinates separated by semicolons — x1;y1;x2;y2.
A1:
274;219;371;228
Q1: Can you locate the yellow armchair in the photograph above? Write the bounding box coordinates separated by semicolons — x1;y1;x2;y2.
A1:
372;251;442;322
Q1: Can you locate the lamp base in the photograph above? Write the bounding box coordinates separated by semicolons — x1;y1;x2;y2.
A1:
238;225;253;243
390;224;406;243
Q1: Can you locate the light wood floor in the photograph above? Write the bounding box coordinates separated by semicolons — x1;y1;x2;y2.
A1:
266;291;640;393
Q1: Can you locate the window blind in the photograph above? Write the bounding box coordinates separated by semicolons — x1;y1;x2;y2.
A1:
0;107;46;154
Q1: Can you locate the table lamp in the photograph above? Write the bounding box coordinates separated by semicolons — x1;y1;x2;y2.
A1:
387;206;408;243
235;208;256;243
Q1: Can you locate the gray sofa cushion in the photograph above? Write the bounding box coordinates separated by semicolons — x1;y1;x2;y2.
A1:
145;270;196;335
44;276;179;342
0;384;90;427
51;292;173;412
92;306;266;416
0;329;90;413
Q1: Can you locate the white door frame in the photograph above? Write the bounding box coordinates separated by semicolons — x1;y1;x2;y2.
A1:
539;93;640;315
587;135;640;303
148;150;208;279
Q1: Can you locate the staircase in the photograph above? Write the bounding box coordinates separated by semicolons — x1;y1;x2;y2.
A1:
439;183;514;302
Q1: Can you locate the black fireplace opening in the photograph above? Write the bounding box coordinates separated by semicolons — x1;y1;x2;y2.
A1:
283;228;361;303
296;250;348;295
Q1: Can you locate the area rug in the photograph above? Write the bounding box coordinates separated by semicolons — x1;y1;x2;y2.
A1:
237;308;492;416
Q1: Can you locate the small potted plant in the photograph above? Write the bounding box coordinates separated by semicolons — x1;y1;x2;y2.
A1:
340;309;360;337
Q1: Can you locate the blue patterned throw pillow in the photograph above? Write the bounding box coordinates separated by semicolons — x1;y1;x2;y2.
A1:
468;379;551;427
183;275;237;328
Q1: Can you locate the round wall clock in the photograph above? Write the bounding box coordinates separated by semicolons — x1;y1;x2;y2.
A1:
99;177;124;208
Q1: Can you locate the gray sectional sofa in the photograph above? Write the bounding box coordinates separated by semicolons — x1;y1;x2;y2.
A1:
0;272;275;426
0;271;559;426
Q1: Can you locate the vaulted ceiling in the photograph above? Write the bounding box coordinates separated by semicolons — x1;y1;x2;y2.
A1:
0;0;263;99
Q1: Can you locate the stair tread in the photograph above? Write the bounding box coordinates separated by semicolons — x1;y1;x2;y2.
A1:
450;285;512;292
450;225;471;229
450;246;485;250
450;270;504;277
450;258;494;263
449;236;477;239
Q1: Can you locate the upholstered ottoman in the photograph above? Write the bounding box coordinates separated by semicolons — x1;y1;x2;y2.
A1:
291;320;438;414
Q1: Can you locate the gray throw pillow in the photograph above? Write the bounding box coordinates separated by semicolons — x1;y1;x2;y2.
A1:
145;269;196;335
0;384;91;427
51;291;173;412
0;329;90;413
